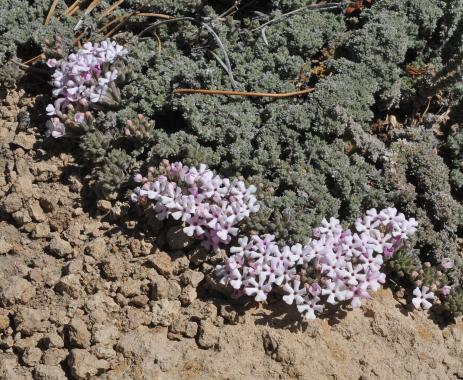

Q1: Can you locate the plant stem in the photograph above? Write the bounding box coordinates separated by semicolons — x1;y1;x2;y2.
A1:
172;87;315;98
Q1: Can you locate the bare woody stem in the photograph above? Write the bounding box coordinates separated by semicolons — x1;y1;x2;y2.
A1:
172;87;315;98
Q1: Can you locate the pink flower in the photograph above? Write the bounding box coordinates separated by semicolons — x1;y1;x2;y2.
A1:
74;112;85;124
350;283;370;308
133;173;143;183
46;58;58;67
297;297;324;320
441;258;454;270
321;279;352;305
282;279;307;305
440;285;452;296
244;273;272;302
412;286;435;309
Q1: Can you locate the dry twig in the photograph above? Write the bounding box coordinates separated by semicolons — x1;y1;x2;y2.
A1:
64;0;80;16
85;0;102;14
44;0;60;25
98;0;125;20
173;87;315;98
11;59;51;74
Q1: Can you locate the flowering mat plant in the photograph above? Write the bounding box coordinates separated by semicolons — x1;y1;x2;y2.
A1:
39;36;462;322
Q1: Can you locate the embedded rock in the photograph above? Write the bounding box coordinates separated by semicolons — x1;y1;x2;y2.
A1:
67;349;109;379
48;237;73;258
34;364;67;380
0;277;35;306
66;318;91;348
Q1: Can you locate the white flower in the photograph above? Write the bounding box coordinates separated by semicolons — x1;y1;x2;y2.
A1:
412;286;435;310
282;279;306;305
297;296;324;320
244;273;272;302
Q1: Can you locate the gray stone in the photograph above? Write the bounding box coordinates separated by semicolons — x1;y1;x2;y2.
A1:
48;237;73;258
13;133;35;150
0;237;12;255
180;270;205;287
148;250;173;278
55;274;81;298
22;346;42;367
151;299;181;327
0;276;36;306
32;223;50;239
179;285;197;306
41;349;68;366
1;193;23;214
92;324;119;346
68;349;109;379
119;279;141;298
13;306;50;336
101;257;124;280
197;320;220;350
149;273;181;301
34;364;67;380
66;318;91;348
39;332;64;349
85;237;106;260
28;201;46;222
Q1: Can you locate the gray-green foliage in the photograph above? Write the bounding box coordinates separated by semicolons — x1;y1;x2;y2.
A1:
445;128;463;191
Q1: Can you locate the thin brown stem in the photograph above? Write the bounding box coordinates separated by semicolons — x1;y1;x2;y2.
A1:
23;54;45;65
172;87;315;98
64;0;80;16
44;0;60;25
85;0;101;14
11;59;51;74
104;12;174;37
135;12;174;20
98;0;125;20
105;12;134;37
67;1;81;16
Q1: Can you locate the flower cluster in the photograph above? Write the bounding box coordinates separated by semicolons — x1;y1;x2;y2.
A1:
45;40;128;138
410;258;456;310
216;208;419;321
131;161;260;251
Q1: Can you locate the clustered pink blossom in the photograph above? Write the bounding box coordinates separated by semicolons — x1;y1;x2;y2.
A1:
216;208;419;321
45;40;128;138
131;161;260;251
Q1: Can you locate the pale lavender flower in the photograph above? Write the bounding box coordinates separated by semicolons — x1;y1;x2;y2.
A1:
244;273;272;302
45;39;127;138
74;112;85;124
308;283;322;297
297;296;324;320
282;279;307;305
440;285;452;296
441;258;454;270
412;286;435;309
321;279;351;305
45;117;66;138
215;206;419;320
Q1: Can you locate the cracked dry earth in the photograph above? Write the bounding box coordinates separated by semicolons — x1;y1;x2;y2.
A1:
1;88;463;380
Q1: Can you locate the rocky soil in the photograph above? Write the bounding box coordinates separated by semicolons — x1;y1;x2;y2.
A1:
1;88;463;380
